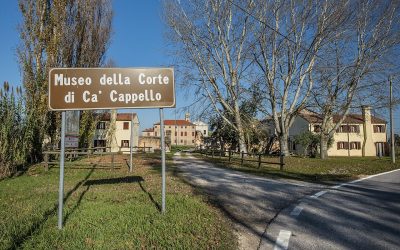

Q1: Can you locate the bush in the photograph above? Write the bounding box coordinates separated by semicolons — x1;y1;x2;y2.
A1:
0;82;26;178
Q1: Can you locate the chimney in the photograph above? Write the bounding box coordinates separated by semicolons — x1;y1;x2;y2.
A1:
185;112;190;121
362;106;373;156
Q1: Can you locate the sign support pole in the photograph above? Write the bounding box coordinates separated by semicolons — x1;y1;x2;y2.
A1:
160;108;166;213
58;111;66;229
130;112;134;172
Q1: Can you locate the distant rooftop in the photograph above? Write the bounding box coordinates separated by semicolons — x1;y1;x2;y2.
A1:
154;120;194;126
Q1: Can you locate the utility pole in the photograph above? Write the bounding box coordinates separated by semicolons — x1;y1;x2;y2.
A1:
389;76;395;163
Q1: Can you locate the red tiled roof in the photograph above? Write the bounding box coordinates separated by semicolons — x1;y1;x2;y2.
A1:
154;120;194;126
298;109;386;124
142;128;154;132
99;113;137;121
298;111;323;123
333;114;386;124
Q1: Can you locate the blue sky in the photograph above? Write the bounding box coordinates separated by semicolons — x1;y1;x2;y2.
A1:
0;1;192;130
0;1;398;133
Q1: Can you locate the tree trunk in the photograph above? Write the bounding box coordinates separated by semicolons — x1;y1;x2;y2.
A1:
279;133;289;156
320;134;329;159
234;105;248;153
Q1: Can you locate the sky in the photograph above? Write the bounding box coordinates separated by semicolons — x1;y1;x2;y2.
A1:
0;1;399;133
0;1;193;131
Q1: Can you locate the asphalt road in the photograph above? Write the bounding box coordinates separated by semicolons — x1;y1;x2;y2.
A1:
173;153;324;249
264;169;400;250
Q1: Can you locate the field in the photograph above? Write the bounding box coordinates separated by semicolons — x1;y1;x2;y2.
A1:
0;154;237;249
197;152;400;184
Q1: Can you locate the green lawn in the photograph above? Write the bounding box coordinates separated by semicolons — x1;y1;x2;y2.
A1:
0;154;237;249
196;153;400;184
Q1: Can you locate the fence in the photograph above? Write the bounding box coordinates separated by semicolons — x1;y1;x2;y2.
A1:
42;146;152;171
198;149;285;170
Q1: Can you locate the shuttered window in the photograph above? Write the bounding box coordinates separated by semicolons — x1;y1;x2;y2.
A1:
123;122;129;130
373;125;385;133
350;142;361;150
337;142;349;150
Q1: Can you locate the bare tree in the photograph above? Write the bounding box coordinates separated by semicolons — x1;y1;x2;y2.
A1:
18;0;112;161
254;0;348;155
311;0;400;159
163;0;257;153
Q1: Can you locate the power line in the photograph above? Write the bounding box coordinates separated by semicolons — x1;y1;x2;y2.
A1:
227;0;323;60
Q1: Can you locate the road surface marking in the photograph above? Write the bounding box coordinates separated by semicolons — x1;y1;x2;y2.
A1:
290;204;304;216
332;168;400;189
274;230;292;250
311;190;327;198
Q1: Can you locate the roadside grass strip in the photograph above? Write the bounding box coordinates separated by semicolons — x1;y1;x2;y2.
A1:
0;155;237;249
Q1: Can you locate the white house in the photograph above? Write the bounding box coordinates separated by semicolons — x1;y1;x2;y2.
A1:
93;112;140;152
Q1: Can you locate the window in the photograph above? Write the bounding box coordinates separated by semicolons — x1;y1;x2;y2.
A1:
181;132;183;136
121;140;129;148
349;125;360;133
97;121;106;129
337;126;346;133
350;142;361;150
181;140;183;143
337;142;349;150
373;125;385;133
184;132;187;136
337;125;359;133
123;122;129;130
169;126;171;128
192;140;195;143
175;132;177;136
204;130;206;135
314;125;321;132
192;132;195;136
147;132;151;136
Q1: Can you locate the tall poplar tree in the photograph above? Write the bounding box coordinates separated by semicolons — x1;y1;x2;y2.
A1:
18;0;112;162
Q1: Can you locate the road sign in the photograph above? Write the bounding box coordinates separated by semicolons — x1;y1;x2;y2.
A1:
65;135;79;148
52;67;173;229
48;68;175;110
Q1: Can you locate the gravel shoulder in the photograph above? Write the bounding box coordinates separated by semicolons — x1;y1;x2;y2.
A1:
173;152;326;249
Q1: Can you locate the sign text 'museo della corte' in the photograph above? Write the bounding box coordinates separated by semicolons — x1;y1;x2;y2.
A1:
48;68;175;110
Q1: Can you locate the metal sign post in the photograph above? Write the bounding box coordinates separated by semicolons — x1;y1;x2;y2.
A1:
160;108;166;213
130;112;134;172
58;111;66;229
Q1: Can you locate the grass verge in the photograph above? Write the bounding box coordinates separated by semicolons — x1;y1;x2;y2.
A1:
0;154;237;249
195;153;400;184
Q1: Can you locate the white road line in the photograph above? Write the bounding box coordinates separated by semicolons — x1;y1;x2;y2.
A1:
290;204;304;217
307;169;400;200
274;230;292;250
332;168;400;189
311;190;327;198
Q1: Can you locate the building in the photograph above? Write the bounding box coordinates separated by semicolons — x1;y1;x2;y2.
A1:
93;112;140;152
289;106;387;156
139;113;209;148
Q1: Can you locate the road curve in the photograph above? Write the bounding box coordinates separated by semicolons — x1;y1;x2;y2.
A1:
173;153;324;250
264;169;400;250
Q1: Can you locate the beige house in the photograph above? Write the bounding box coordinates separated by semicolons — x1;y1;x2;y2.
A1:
139;113;209;149
289;106;387;156
93;112;140;152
